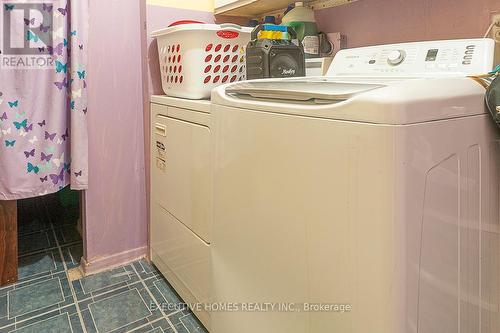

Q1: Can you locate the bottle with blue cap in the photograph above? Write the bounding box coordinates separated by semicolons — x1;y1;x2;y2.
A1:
264;16;276;25
259;23;287;40
248;19;259;27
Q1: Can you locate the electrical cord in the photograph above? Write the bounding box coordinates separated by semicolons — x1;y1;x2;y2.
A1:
468;65;499;89
485;74;500;125
484;16;500;38
484;21;496;38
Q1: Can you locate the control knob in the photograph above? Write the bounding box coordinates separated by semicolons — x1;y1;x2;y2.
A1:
387;50;406;66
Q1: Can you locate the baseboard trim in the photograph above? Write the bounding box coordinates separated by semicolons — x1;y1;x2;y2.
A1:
81;246;148;275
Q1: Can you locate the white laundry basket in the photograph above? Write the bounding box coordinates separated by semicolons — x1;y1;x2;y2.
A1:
152;22;252;99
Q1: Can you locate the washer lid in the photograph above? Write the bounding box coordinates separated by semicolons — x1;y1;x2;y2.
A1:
213;76;488;124
226;80;386;103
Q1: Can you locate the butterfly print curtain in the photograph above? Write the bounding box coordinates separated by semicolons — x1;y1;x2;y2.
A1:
0;0;88;199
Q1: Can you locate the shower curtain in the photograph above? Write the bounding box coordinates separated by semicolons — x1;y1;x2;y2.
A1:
0;0;88;200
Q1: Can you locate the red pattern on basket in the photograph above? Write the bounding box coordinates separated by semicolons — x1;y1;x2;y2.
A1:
201;42;246;85
160;38;247;87
217;30;239;39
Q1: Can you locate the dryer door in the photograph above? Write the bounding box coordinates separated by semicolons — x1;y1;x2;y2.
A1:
151;110;211;243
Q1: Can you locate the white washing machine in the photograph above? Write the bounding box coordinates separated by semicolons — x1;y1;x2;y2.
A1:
150;96;212;329
210;39;500;333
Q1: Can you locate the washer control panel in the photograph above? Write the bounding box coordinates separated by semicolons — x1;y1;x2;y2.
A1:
328;38;495;76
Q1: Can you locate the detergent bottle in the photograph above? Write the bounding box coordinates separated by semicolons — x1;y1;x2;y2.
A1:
281;2;319;58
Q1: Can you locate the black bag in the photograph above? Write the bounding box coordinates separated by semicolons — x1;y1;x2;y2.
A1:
486;74;500;128
246;25;305;80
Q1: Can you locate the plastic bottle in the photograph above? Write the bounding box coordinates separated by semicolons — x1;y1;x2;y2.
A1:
281;1;319;58
263;16;281;39
264;16;276;25
248;19;259;27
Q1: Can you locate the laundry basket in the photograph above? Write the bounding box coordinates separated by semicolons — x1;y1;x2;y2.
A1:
152;22;252;99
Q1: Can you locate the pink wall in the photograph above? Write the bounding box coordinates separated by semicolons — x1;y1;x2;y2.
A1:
85;0;148;273
316;0;500;48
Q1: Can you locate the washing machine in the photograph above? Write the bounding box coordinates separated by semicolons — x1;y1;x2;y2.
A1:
210;39;500;333
150;96;212;329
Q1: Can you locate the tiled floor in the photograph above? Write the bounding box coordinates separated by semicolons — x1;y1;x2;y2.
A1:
0;197;208;333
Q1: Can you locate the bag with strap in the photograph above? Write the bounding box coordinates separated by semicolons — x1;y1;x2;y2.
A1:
486;73;500;128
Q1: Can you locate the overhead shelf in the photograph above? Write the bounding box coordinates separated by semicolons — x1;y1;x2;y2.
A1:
215;0;358;17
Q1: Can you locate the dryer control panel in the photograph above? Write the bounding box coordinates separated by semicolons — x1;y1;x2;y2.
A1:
328;38;495;77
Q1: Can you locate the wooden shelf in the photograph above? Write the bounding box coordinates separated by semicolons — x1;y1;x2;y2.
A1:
309;0;358;11
215;0;358;17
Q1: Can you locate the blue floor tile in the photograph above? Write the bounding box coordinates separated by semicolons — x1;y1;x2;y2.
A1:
61;243;83;269
8;278;65;318
127;324;155;333
134;260;162;281
150;318;172;332
18;230;57;255
168;322;190;333
89;289;151;332
180;313;208;333
81;267;133;294
151;279;183;306
80;308;97;333
17;218;51;236
1;260;209;333
4;206;208;333
13;313;72;333
69;312;85;333
147;327;163;333
0;295;7;318
54;225;81;246
73;265;140;301
18;251;62;280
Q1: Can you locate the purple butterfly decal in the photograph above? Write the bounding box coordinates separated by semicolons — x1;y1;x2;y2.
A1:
78;44;84;50
41;152;53;162
38;47;45;53
54;78;68;90
49;168;65;185
61;129;69;141
24;18;35;26
40;175;48;183
25;123;33;132
24;149;35;158
39;24;50;33
38;120;46;127
74;170;82;177
57;4;68;16
48;42;64;56
83;80;87;89
82;107;87;114
45;131;56;141
42;4;53;12
0;112;7;121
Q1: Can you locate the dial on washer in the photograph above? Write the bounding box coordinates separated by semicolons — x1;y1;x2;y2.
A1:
387;50;406;66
